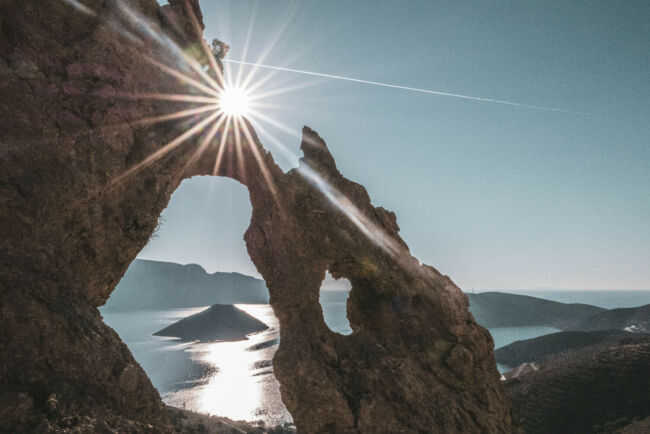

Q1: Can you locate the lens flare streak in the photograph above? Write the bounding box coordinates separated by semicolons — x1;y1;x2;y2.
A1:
112;110;220;184
147;57;221;99
249;118;405;261
102;0;415;262
135;104;219;125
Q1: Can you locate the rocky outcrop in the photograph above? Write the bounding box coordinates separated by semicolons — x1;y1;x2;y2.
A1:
1;0;208;431
1;1;515;432
239;127;516;433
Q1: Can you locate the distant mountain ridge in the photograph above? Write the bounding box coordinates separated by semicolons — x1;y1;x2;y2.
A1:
466;292;605;329
467;292;649;333
101;259;269;311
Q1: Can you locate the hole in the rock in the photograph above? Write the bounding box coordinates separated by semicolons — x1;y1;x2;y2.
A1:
319;271;353;335
99;176;292;427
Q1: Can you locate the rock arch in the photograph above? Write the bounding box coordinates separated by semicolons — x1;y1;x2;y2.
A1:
0;1;515;432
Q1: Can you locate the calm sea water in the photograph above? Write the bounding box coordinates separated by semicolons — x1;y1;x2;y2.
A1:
100;289;649;426
102;305;291;426
489;326;560;372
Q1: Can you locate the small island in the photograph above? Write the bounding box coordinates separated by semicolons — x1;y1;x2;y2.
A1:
154;304;269;342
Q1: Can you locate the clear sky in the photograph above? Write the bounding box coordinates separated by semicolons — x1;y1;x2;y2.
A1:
140;0;649;290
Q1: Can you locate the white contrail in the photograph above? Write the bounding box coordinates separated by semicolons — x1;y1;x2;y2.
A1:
224;59;578;114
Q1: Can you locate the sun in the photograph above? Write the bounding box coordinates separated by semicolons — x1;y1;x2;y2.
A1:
218;86;250;117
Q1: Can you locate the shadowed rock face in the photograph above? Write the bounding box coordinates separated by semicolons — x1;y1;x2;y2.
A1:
0;1;515;432
245;128;516;433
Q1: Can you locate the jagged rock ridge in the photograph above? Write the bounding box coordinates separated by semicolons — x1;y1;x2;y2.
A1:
0;0;515;432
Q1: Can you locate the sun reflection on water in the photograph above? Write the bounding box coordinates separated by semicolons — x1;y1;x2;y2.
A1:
198;335;260;420
162;304;291;426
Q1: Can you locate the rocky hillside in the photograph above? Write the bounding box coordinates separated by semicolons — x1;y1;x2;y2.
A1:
495;330;649;366
102;259;269;311
567;304;650;333
505;340;650;433
467;292;604;328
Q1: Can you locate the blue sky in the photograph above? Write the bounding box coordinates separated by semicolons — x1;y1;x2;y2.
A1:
141;0;649;290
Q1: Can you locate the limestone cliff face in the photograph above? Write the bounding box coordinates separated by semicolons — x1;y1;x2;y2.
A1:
0;1;515;432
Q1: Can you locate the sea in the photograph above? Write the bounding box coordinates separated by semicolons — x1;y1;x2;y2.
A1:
100;289;650;427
